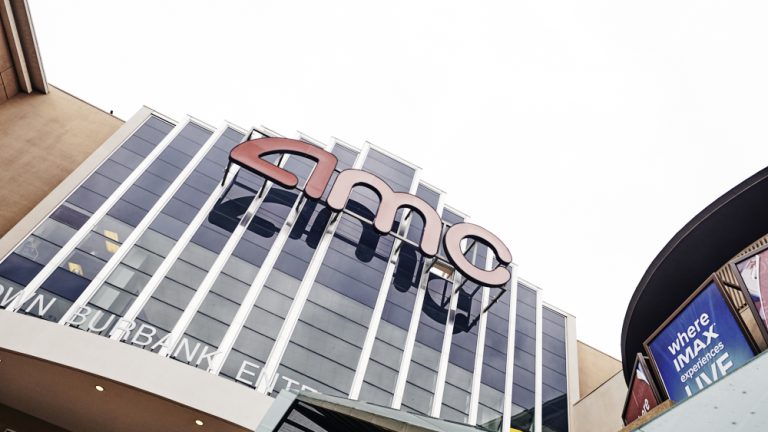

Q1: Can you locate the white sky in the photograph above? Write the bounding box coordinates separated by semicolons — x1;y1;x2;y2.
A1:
28;0;768;358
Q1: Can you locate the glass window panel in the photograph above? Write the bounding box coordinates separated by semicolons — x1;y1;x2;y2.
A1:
78;232;119;261
0;254;43;286
135;229;175;257
153;278;195;309
106;264;151;295
16;236;60;266
31;219;77;247
40;268;89;302
66;187;107;213
122;246;164;274
61;250;106;279
50;204;89;230
166;260;206;288
179;242;218;272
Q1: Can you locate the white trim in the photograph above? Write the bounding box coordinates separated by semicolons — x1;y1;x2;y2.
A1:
254;143;370;394
390;193;446;410
564;313;579;432
502;264;519;432
429;246;466;418
7;117;190;312
534;283;544;432
468;251;493;424
390;261;430;409
347;168;422;400
57;119;221;325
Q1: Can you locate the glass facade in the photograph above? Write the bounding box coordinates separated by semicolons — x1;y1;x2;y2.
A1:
0;110;575;431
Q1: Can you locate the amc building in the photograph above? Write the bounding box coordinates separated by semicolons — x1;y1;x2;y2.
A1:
0;2;636;431
0;107;582;432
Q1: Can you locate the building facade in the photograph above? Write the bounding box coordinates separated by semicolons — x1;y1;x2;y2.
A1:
0;107;579;432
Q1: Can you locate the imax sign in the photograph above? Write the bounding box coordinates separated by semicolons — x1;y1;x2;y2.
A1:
226;138;513;287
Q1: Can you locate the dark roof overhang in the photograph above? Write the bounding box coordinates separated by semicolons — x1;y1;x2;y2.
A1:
621;164;768;382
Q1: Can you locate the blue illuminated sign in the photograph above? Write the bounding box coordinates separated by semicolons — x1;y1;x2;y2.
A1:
647;281;754;401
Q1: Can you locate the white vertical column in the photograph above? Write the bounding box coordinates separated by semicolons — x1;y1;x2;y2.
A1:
534;285;544;432
468;250;493;424
9;116;188;312
564;313;579;432
348;172;421;400
254;143;370;394
390;193;446;410
502;264;519;432
430;242;470;418
390;260;430;409
58;121;231;325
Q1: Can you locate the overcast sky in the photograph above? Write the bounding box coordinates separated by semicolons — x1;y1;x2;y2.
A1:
28;0;768;358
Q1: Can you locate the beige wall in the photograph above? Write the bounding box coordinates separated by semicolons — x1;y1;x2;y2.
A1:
577;341;622;397
0;86;122;237
572;371;627;432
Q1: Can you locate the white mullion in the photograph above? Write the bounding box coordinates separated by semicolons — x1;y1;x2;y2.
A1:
8;117;190;312
348;170;422;400
210;140;337;375
429;243;468;418
158;154;292;358
391;193;446;410
255;143;370;394
468;250;494;424
58;120;225;325
391;260;430;409
534;286;544;432
502;264;519;432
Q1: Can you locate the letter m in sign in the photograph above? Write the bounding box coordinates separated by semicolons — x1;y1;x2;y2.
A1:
225;137;339;199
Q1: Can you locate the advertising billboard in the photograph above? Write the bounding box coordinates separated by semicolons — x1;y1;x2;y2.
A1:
622;354;662;425
645;278;755;402
734;247;768;339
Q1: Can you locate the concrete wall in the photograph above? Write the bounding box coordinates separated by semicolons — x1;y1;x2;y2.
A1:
572;371;627;432
0;86;122;237
577;341;622;397
0;310;274;431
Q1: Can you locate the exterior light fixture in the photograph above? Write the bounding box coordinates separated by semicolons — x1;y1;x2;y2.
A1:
195;420;204;426
95;385;104;392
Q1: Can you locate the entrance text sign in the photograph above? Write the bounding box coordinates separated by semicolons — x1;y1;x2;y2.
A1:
645;279;755;401
227;138;514;287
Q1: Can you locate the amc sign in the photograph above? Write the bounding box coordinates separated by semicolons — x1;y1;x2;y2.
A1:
226;138;513;287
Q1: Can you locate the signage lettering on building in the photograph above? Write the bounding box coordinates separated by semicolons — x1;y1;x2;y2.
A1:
228;138;514;287
0;282;314;393
646;280;755;401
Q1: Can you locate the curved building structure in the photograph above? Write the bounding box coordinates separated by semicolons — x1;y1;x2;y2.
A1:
0;106;579;432
621;166;768;381
620;164;768;428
